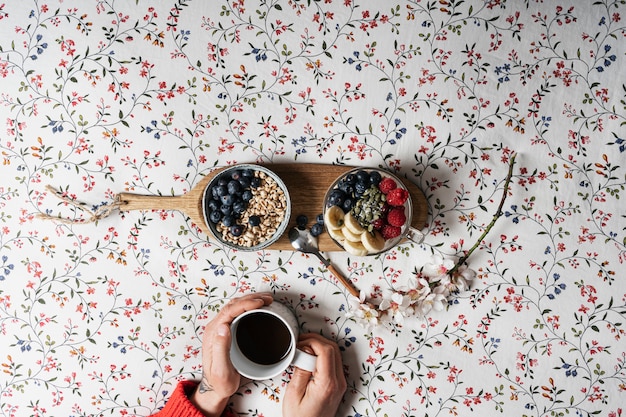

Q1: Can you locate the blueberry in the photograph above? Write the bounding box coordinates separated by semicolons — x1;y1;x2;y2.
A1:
242;190;253;202
230;224;244;237
213;185;228;197
250;177;261;188
207;199;220;212
241;168;254;177
310;223;323;237
369;170;382;185
209;210;222;223
227;180;242;195
327;189;346;207
315;213;324;224
238;177;251;189
354;182;368;196
338;181;355;195
342;198;354;211
296;214;308;229
217;178;228;187
220;204;233;215
221;195;235;205
344;173;357;185
233;200;247;214
249;215;261;227
230;170;242;181
222;215;235;227
356;170;369;183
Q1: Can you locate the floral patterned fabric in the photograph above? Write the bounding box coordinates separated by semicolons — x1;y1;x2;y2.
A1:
1;1;625;416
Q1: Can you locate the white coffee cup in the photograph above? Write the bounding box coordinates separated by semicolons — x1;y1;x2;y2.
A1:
230;301;317;380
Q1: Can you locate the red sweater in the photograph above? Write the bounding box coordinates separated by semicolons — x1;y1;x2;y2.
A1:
150;380;237;417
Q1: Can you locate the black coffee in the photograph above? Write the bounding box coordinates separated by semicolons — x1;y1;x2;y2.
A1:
235;312;292;365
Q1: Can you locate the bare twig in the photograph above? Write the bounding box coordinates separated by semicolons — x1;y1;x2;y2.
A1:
448;153;517;276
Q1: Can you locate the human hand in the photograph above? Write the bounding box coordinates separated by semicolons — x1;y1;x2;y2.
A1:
283;333;347;417
190;292;274;417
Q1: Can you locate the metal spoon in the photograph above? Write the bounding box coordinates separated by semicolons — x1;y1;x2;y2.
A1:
289;227;360;298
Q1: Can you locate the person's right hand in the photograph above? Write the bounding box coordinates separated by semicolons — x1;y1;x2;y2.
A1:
283;333;347;417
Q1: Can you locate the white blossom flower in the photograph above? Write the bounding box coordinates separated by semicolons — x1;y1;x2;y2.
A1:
379;290;412;325
422;254;455;280
415;292;446;317
346;291;380;331
450;265;477;292
404;276;431;304
432;273;453;297
343;258;478;330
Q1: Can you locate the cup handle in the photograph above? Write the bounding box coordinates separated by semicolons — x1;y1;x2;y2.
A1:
292;348;317;373
406;227;425;244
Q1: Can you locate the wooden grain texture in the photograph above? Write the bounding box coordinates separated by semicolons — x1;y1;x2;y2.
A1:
118;163;429;252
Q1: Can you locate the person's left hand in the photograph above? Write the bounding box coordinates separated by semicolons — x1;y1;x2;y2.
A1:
190;292;274;417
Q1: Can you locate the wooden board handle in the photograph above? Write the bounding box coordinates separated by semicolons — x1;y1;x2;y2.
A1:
117;192;190;212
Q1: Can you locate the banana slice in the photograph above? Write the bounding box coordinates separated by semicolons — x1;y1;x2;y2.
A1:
324;205;345;230
343;239;369;256
343;212;365;235
361;230;385;253
327;226;346;243
342;225;363;243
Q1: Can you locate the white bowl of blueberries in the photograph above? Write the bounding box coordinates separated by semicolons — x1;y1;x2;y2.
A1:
203;164;291;250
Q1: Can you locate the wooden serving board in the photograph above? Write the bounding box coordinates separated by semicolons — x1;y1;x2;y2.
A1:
119;163;429;251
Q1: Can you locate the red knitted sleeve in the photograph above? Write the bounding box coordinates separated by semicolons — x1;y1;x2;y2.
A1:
150;380;237;417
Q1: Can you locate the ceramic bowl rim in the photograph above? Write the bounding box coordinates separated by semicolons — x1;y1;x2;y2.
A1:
203;164;292;251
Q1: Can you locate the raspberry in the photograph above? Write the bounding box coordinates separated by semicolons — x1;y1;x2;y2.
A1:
371;218;385;230
378;177;397;194
381;224;401;240
386;208;406;227
386;188;409;206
